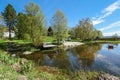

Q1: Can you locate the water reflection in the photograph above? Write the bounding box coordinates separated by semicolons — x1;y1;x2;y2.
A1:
72;44;102;70
53;49;70;70
107;43;118;50
19;43;120;75
20;49;70;70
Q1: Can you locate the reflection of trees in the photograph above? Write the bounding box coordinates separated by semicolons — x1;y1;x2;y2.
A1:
20;49;70;70
20;51;45;66
20;51;56;66
53;49;70;70
19;44;102;71
75;43;102;70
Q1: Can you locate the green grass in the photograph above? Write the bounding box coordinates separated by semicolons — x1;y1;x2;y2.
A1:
81;40;120;44
66;38;120;44
0;39;9;43
12;40;31;44
43;36;55;42
94;40;120;43
0;39;31;44
0;39;38;52
0;37;55;43
0;63;20;80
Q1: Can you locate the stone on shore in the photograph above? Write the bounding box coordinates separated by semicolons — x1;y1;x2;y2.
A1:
23;51;32;55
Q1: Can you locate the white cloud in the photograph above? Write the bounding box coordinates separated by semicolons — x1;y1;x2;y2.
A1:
92;0;120;25
99;21;120;31
104;0;120;12
103;31;120;36
97;54;106;59
92;19;104;25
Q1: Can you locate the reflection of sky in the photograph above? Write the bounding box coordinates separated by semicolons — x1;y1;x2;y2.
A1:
31;44;120;75
43;54;54;66
64;44;120;75
67;51;80;71
94;44;120;75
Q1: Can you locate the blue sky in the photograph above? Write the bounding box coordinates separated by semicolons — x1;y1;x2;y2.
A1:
0;0;120;36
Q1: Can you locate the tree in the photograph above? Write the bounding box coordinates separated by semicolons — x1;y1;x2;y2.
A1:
0;14;4;25
85;18;94;40
2;4;16;40
0;25;7;39
25;2;40;16
16;13;29;39
51;10;68;44
72;18;102;41
47;27;53;36
112;33;118;40
25;2;46;47
95;30;102;39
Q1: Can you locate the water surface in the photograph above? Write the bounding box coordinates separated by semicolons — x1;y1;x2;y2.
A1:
20;43;120;75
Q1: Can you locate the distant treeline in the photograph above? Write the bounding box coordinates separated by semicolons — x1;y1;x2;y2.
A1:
100;37;120;40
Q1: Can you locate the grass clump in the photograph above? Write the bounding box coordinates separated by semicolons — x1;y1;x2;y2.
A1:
0;63;19;80
70;71;99;80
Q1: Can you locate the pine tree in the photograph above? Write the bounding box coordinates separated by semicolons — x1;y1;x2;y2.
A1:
2;4;16;40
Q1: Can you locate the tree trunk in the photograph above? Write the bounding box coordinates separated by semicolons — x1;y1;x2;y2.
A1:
9;25;12;40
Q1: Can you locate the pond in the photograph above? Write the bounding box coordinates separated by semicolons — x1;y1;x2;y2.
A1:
19;43;120;75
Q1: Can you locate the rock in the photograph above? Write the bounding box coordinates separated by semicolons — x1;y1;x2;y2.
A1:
20;58;28;65
98;74;120;80
23;51;32;55
12;63;21;72
18;75;27;80
11;54;16;57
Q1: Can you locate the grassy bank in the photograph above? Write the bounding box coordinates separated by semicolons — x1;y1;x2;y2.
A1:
94;40;120;44
81;40;120;44
0;50;68;80
0;39;39;53
0;39;31;44
0;50;119;80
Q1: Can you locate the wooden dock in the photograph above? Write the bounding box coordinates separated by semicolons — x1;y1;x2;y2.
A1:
43;42;57;48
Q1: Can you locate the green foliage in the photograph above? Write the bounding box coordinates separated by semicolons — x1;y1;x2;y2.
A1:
48;26;53;36
21;60;34;73
2;4;16;40
0;51;20;65
112;33;118;40
0;14;4;25
25;2;40;16
71;18;103;41
16;13;30;40
24;2;46;47
0;26;7;39
51;10;68;44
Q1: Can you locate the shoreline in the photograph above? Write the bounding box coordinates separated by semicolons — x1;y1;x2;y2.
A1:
63;42;84;47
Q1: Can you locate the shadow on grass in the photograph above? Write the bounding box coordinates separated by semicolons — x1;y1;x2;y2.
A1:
0;42;36;53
